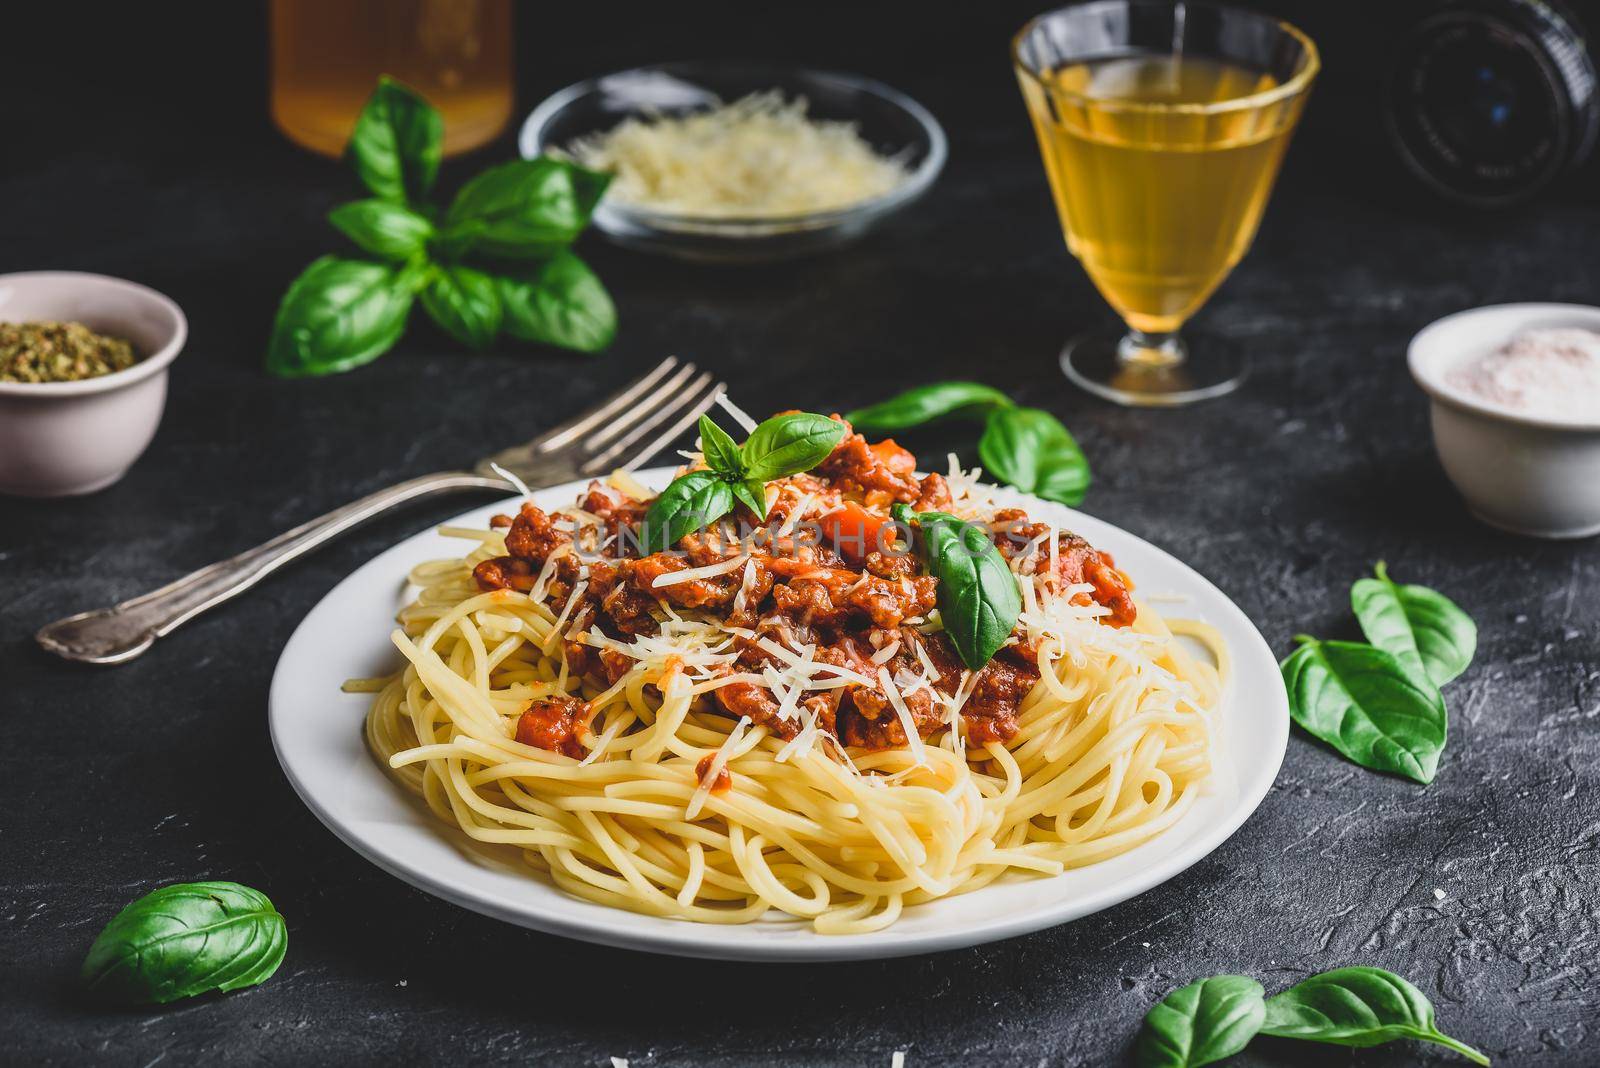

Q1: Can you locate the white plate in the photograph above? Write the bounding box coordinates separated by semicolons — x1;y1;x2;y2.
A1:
270;470;1288;961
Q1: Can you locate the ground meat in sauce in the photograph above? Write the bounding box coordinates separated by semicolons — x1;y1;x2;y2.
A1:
991;508;1137;628
475;429;1135;753
514;695;589;758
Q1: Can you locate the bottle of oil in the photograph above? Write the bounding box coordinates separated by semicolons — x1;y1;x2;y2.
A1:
270;0;513;158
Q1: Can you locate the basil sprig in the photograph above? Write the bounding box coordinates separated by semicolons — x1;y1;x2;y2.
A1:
1351;561;1477;688
82;881;287;1005
1135;967;1489;1067
266;256;425;376
978;406;1091;507
327;199;434;261
346;76;442;206
1282;563;1476;783
893;504;1021;670
268;78;615;377
1134;975;1265;1068
1261;968;1490;1064
640;412;846;551
1281;638;1447;783
846;381;1014;432
847;382;1091;507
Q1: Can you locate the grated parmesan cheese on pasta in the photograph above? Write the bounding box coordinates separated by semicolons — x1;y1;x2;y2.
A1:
562;91;911;219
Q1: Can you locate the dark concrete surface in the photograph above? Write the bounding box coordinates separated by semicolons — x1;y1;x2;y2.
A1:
1;3;1595;1066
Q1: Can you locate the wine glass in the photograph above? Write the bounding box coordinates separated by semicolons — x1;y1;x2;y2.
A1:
1013;2;1319;406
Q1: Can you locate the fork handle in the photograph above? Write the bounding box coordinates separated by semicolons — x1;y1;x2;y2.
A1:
36;470;510;665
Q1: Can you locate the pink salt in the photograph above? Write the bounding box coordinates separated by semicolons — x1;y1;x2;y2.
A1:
1447;328;1600;420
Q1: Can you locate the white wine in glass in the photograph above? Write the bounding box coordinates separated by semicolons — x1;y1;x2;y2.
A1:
1014;2;1319;406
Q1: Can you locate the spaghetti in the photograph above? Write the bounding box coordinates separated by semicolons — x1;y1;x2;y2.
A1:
356;432;1223;934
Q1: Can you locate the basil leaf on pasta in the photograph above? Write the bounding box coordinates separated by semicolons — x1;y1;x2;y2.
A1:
641;470;734;552
731;477;768;521
697;415;746;481
82;881;287;1005
896;505;1021;670
1351;562;1477;689
740;412;847;482
1261;967;1489;1065
1134;975;1265;1068
1281;638;1447;783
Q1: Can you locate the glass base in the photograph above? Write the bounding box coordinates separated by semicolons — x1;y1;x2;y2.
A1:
1060;330;1248;407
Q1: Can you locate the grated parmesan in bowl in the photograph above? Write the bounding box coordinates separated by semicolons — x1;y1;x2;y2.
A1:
519;62;947;261
561;91;914;220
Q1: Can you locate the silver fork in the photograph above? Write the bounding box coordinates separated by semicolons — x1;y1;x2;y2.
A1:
36;357;726;666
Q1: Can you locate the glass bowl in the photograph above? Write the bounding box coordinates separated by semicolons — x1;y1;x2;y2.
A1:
518;62;947;263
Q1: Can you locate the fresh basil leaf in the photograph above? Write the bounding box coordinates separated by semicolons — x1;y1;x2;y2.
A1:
698;415;745;479
741;412;847;482
82;881;287;1005
496;252;616;353
327;199;434;261
641;470;734;552
345;76;442;205
1281;638;1448;783
1134;976;1266;1068
443;158;611;258
900;508;1021;670
732;477;768;521
1352;562;1477;689
978;406;1091;507
1262;967;1489;1065
266;256;419;377
421;264;502;350
846;381;1015;432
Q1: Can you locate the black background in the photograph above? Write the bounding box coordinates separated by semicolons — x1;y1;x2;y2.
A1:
2;2;1597;1066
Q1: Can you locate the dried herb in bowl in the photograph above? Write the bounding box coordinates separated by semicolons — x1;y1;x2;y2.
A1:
0;320;138;384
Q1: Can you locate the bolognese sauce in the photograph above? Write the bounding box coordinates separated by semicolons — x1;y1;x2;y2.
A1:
476;415;1133;755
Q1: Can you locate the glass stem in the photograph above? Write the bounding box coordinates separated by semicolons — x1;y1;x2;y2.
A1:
1117;329;1188;369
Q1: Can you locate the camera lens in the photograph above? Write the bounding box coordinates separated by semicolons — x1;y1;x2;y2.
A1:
1388;0;1598;205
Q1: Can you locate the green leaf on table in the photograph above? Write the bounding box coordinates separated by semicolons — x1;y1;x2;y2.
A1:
698;415;745;479
640;470;735;553
345;76;442;205
421;264;502;349
894;505;1021;670
496;252;616;353
1134;975;1266;1068
1261;967;1489;1065
740;412;848;482
443;158;610;259
977;406;1091;507
1281;638;1448;783
82;881;287;1005
846;381;1015;432
265;256;419;377
328;199;434;261
1352;562;1477;688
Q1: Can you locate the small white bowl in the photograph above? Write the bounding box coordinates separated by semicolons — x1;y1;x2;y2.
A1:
1409;302;1600;539
0;272;186;497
